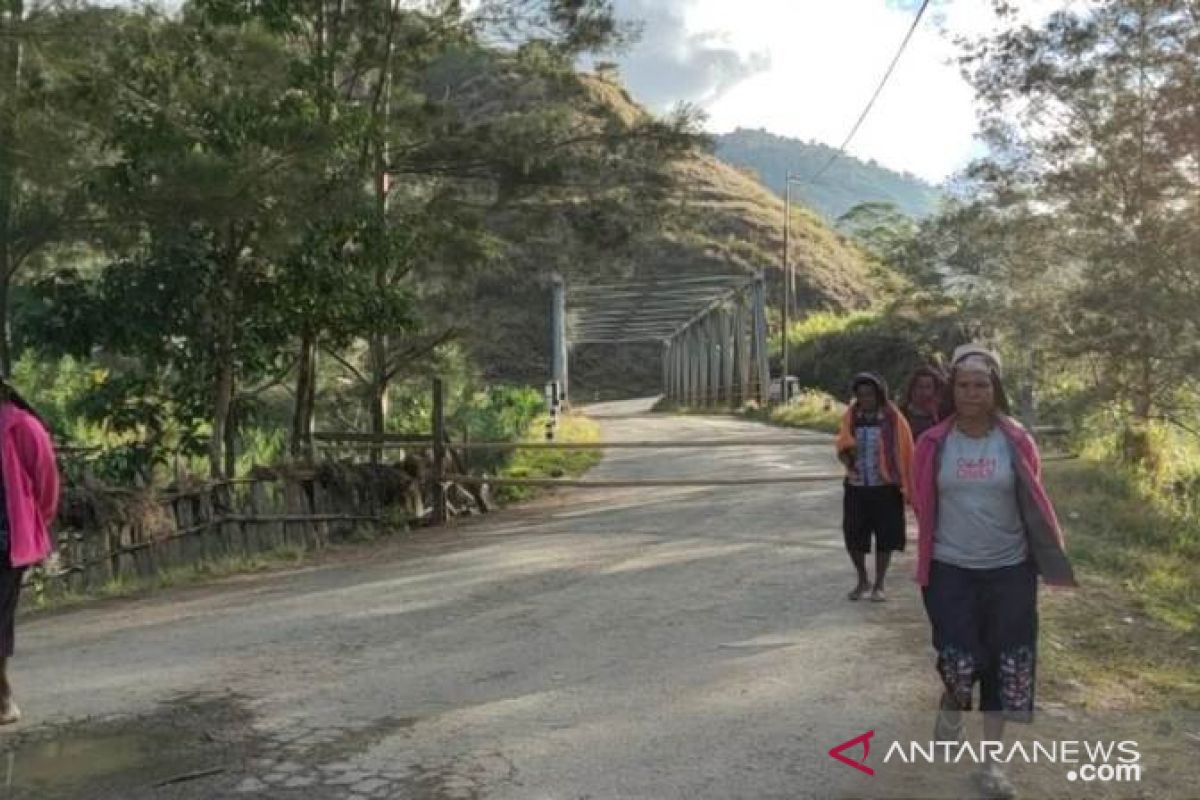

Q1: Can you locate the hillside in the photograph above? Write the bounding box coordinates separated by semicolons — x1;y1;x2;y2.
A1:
462;77;884;400
713;128;942;221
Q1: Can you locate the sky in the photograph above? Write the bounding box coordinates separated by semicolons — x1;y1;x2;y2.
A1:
605;0;1072;184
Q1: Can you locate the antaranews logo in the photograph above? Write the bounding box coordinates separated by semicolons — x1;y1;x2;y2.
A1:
827;731;876;776
827;731;1143;784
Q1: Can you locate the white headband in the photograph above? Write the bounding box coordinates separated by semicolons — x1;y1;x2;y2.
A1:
956;354;996;375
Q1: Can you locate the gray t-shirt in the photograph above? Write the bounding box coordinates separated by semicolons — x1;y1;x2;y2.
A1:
933;426;1029;569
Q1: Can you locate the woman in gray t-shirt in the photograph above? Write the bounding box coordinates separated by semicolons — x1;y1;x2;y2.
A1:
914;345;1074;800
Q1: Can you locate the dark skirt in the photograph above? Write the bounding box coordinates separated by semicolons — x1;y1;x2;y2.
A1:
842;483;906;553
921;559;1038;722
0;565;24;658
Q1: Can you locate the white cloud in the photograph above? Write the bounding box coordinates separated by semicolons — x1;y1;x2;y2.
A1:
610;0;1073;183
607;0;773;108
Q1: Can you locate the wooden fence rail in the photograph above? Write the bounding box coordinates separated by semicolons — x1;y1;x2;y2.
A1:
38;466;424;599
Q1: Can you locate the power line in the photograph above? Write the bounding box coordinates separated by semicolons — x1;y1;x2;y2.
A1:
808;0;931;183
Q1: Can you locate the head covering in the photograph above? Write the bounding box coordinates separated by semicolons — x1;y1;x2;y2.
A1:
850;371;889;404
951;343;1002;377
942;343;1011;416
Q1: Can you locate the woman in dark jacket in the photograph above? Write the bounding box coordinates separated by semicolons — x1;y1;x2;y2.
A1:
901;365;946;441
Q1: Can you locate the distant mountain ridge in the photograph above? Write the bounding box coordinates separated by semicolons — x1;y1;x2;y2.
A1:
713;128;942;221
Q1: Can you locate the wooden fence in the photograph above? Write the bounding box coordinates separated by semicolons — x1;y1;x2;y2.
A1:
39;464;424;598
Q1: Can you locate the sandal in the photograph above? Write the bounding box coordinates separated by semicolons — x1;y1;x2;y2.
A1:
0;699;21;726
973;764;1016;799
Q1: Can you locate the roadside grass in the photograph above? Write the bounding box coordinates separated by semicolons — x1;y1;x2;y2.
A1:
23;544;314;615
1039;459;1200;711
493;413;603;503
654;390;845;435
747;390;844;434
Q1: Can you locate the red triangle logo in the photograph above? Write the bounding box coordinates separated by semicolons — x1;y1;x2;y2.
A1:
828;730;876;776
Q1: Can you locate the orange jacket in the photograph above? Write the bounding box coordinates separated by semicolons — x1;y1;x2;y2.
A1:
835;402;915;500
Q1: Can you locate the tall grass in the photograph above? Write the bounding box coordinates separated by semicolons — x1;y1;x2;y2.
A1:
760;390;844;434
495;414;603;503
786;309;879;343
1047;463;1199;628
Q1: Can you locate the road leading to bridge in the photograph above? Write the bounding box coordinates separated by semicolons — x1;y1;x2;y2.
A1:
3;400;1135;800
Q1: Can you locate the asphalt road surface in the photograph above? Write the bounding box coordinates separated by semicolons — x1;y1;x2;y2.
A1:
0;400;1175;800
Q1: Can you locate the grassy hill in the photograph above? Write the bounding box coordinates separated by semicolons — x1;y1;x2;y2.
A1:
713;128;943;222
460;76;883;400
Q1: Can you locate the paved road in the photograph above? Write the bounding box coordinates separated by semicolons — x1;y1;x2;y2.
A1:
0;400;1156;799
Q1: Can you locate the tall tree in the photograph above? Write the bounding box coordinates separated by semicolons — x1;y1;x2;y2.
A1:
962;0;1200;445
83;10;332;476
194;0;698;455
836;201;918;266
0;0;111;375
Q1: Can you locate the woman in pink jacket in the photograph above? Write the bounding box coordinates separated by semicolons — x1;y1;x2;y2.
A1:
0;378;60;724
912;345;1075;799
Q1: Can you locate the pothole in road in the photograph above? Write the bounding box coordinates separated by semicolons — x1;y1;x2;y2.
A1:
0;693;251;800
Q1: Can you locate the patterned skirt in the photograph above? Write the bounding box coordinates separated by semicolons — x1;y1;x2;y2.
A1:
921;559;1038;722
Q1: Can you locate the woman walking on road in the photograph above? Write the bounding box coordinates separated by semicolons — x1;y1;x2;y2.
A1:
901;365;946;441
835;373;914;603
0;377;60;725
912;344;1076;799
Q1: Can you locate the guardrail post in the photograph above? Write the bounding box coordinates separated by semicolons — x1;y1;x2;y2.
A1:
432;378;447;525
551;274;569;406
544;381;561;440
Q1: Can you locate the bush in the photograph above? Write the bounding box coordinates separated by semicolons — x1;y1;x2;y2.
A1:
763;390;845;434
447;385;545;474
1045;456;1200;634
783;304;965;401
495;414;602;503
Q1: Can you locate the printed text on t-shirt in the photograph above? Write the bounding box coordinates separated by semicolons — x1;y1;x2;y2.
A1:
956;457;997;481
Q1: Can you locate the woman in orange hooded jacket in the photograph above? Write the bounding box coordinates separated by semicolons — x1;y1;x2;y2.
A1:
835;372;914;602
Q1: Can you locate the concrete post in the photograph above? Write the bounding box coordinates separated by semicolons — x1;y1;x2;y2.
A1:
707;319;717;407
736;293;751;407
724;308;737;407
662;341;670;402
753;277;770;406
551;273;568;406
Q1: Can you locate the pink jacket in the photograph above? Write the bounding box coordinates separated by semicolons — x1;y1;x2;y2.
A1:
912;414;1076;588
1;404;60;567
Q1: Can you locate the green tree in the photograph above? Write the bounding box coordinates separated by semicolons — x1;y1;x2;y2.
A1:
193;0;698;456
80;11;333;476
0;1;115;375
836;201;918;266
962;0;1200;447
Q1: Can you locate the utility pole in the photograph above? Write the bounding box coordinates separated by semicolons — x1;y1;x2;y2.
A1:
780;172;803;402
